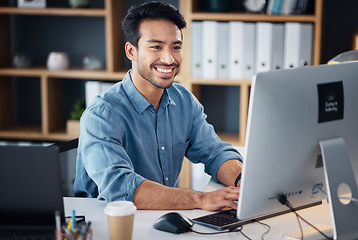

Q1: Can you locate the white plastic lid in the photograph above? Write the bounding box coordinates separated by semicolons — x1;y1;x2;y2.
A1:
104;201;137;217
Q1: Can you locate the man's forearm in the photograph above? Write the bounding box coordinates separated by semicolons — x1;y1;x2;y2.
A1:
133;180;203;210
133;179;240;211
216;159;243;187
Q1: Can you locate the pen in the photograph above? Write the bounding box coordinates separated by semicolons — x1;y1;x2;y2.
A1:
85;221;92;239
71;210;79;240
72;210;76;232
64;227;71;240
67;218;72;232
86;221;91;231
55;211;61;240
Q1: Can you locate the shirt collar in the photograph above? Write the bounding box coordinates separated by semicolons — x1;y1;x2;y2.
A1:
160;88;176;109
122;71;176;114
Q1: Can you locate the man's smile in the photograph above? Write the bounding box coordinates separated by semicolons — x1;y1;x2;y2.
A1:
152;64;179;78
155;67;174;73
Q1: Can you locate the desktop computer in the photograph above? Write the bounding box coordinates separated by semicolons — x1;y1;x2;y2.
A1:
238;61;358;239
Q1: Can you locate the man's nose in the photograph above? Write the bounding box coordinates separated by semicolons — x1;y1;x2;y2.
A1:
160;50;175;64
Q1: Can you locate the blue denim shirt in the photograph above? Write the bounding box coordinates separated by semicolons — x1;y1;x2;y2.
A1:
74;71;242;202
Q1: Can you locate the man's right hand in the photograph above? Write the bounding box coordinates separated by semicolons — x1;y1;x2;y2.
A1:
133;180;240;211
197;186;240;211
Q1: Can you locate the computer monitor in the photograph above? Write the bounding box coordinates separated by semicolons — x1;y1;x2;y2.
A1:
0;145;65;234
237;61;358;239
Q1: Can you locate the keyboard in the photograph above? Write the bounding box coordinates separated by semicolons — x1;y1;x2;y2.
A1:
192;209;256;231
192;201;322;231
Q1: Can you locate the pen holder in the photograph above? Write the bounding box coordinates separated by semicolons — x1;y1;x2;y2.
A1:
55;225;92;240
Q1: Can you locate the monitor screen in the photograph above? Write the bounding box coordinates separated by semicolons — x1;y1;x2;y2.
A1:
237;62;358;226
0;145;65;232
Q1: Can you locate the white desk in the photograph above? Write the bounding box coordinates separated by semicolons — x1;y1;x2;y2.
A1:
64;193;333;239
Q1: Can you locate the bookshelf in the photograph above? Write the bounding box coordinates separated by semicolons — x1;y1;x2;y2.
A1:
0;0;126;141
0;0;324;189
179;0;323;147
0;0;324;142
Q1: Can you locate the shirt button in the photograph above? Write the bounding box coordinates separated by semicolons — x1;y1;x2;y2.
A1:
161;146;165;151
165;177;169;181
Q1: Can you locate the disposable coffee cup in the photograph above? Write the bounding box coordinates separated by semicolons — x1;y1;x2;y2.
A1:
104;201;137;240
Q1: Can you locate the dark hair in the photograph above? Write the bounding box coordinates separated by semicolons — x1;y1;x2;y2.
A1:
122;1;187;47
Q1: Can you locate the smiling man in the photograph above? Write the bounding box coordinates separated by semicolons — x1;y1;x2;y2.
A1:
125;18;182;109
74;1;243;211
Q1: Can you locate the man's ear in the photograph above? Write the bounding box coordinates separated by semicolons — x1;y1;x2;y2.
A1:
125;42;137;62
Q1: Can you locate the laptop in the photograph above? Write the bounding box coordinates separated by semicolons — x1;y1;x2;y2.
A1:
0;145;65;239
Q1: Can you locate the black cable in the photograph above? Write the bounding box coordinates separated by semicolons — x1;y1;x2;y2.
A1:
190;219;270;239
277;194;333;240
254;220;271;240
286;199;329;239
239;229;253;240
190;225;243;235
190;225;253;239
287;200;304;240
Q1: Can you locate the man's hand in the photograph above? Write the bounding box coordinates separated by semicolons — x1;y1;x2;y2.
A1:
133;180;239;210
198;186;240;211
133;159;243;210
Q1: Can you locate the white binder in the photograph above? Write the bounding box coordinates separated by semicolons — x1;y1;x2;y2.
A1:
271;23;285;71
85;81;101;108
202;21;218;79
228;21;244;80
284;22;313;69
242;22;256;79
284;22;300;69
217;22;229;79
85;81;115;107
298;23;313;67
191;21;202;78
256;22;273;73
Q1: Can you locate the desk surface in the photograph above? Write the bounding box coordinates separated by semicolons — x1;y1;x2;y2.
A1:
64;191;333;239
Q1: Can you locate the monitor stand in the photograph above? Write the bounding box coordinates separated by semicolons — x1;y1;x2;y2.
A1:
284;137;358;240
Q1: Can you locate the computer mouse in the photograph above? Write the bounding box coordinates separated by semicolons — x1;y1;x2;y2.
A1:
153;212;194;234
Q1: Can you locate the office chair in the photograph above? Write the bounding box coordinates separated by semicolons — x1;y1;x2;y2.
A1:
51;138;79;153
49;138;79;196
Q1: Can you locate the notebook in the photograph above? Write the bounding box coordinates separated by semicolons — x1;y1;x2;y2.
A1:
0;145;65;237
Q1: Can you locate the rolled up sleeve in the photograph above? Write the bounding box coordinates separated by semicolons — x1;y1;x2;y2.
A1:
76;103;146;202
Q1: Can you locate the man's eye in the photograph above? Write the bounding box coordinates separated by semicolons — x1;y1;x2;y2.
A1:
173;46;181;50
151;45;161;49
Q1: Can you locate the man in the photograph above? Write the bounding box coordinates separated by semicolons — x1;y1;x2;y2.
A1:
74;1;243;211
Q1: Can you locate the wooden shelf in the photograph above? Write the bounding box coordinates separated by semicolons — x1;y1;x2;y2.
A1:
0;0;125;142
0;7;106;17
0;67;127;80
191;78;252;86
0;125;78;141
190;12;318;22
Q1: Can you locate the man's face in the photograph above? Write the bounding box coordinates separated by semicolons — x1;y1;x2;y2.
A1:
133;19;183;89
